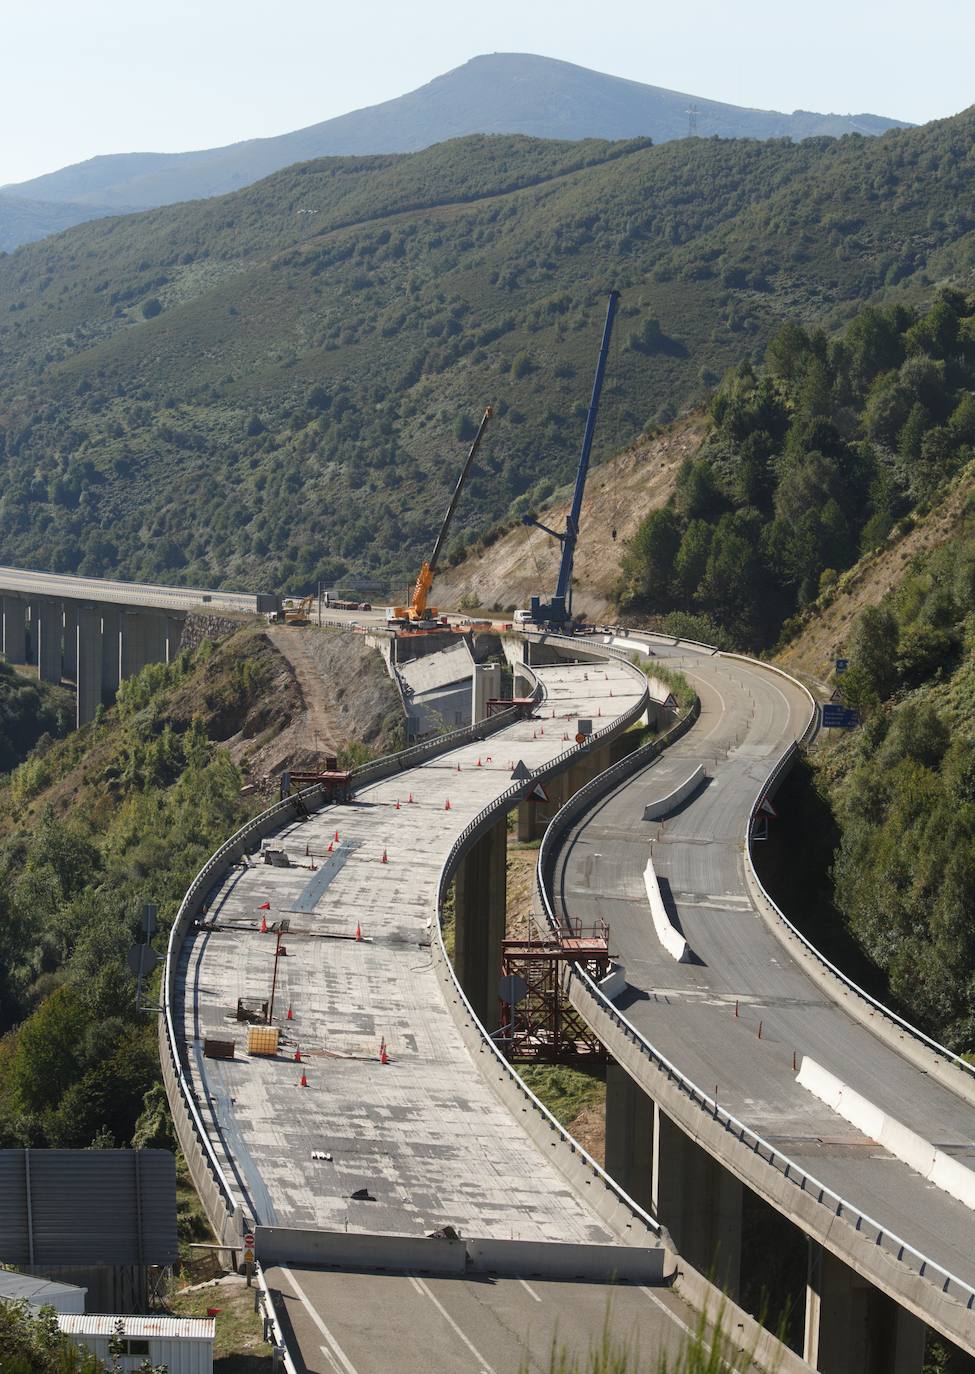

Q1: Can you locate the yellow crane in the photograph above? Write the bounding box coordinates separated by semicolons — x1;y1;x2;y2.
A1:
387;406;493;627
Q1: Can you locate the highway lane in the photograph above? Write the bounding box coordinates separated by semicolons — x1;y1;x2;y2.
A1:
264;1264;701;1374
555;642;975;1296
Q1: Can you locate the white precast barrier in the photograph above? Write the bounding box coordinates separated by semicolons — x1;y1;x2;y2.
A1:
645;851;692;963
797;1058;975;1212
643;763;706;820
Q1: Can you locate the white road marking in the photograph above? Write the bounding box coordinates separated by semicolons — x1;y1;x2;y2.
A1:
639;1285;693;1336
279;1267;360;1374
518;1277;542;1302
408;1274;497;1373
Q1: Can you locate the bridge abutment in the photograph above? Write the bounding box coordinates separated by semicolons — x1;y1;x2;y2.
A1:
454;814;508;1030
804;1241;926;1373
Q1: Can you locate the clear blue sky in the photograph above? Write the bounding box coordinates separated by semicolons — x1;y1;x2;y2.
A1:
4;0;973;186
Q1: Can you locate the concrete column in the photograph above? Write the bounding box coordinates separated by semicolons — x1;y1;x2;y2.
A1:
100;606;121;699
804;1242;925;1374
454;815;508;1030
62;603;78;680
1;596;28;664
165;615;185;662
472;663;501;725
568;744;610;795
119;610;168;681
604;1062;654;1211
653;1108;743;1300
517;766;570;842
35;599;63;684
76;607;104;728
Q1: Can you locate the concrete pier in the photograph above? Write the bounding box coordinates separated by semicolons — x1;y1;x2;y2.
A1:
35;599;63;684
1;596;28;665
653;1108;743;1300
120;610;169;680
76;607;104;727
604;1062;654;1212
62;603;78;680
453;814;509;1031
804;1242;926;1373
101;606;121;697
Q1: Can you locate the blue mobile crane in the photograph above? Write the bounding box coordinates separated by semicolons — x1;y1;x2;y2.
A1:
522;289;620;630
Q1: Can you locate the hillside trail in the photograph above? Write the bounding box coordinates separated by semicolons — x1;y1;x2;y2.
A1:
266;624;340;760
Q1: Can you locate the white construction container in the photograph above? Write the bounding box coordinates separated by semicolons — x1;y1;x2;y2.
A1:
58;1314;214;1374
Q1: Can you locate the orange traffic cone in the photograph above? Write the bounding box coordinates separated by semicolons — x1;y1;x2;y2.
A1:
334;829;340;842
379;1038;389;1066
294;1047;302;1062
381;848;388;864
287;1006;294;1021
476;758;482;767
395;800;400;810
445;798;451;810
260;915;268;933
299;1071;308;1087
327;841;333;854
355;921;362;942
408;792;414;803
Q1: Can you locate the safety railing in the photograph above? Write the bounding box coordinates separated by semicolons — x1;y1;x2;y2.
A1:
535;639;975;1317
746;744;975;1088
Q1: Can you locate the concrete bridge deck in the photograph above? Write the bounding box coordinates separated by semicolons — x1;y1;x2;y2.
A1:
175;658;646;1243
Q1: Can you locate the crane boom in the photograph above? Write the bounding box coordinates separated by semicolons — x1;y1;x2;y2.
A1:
391;405;493;626
524;290;620;628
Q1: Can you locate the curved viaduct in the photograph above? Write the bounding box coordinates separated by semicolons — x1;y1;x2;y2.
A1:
160;626;975;1373
544;635;975;1369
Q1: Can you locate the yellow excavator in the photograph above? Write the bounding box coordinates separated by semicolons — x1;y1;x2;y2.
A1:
386;406;493;629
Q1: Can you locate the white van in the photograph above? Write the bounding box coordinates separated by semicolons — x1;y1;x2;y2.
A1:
513;609;533;624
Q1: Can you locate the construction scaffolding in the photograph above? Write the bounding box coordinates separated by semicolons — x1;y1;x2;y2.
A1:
499;918;611;1063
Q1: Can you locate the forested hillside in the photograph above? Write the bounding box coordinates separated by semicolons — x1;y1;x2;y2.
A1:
0;634;271;1152
618;289;975;647
1;111;974;594
760;509;975;1061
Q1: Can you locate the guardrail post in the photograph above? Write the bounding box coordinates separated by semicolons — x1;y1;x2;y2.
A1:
453;813;508;1031
804;1240;926;1373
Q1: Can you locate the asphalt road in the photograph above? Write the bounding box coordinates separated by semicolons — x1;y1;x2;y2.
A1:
264;1264;705;1374
555;641;975;1296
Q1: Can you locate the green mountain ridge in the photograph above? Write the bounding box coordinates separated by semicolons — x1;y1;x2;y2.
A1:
1;53;909;248
1;115;974;594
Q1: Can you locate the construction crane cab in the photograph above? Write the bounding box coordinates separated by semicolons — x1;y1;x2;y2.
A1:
386;406;493;629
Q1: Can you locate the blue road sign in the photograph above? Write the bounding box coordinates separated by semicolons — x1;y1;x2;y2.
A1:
822;704;859;729
835;658;849;674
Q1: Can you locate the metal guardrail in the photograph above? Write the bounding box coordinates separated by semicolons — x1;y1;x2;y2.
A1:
746;743;975;1087
535;634;975;1314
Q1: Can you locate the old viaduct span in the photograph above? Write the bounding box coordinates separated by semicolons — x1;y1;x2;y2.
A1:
0;565;276;726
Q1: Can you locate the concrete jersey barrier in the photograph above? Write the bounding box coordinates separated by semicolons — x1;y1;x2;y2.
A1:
643;763;706;820
797;1057;975;1212
644;852;692;963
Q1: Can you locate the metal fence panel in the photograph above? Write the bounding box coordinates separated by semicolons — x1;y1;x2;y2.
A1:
0;1149;177;1266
